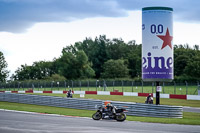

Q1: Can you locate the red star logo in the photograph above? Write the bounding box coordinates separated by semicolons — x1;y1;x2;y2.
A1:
157;28;173;49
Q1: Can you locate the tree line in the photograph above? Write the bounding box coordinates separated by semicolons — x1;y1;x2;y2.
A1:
0;35;200;82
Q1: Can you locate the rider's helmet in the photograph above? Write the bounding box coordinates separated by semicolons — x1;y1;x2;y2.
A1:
107;103;111;106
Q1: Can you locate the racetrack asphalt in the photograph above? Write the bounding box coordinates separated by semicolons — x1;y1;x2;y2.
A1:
0;110;200;133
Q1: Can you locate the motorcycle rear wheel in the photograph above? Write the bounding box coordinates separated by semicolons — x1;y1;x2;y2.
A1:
92;112;102;120
116;113;126;122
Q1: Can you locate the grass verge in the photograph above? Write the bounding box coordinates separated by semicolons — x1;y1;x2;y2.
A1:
0;101;94;117
0;101;200;125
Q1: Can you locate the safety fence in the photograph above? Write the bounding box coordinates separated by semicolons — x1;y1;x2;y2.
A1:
0;93;183;118
111;101;182;118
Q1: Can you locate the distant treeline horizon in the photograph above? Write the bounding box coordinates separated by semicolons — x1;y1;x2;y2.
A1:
0;35;200;82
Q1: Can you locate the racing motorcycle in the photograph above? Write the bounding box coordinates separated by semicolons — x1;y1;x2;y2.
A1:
145;96;153;104
67;90;73;98
92;106;126;122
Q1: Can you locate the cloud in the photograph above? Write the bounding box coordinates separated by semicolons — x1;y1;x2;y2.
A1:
0;0;127;33
0;0;200;33
116;0;200;23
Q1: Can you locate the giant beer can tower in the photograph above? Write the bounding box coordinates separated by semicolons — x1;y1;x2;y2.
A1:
142;7;173;82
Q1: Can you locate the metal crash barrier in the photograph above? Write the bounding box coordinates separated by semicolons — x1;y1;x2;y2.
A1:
0;93;182;118
110;101;182;118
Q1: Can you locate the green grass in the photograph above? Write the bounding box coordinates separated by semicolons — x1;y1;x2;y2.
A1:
127;112;200;125
29;93;200;107
0;101;94;117
0;101;200;125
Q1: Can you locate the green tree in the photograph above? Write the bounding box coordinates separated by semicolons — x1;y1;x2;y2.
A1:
101;59;129;78
13;61;54;80
193;45;199;51
45;74;66;81
62;35;110;78
126;44;141;78
14;64;31;80
0;51;9;82
107;38;129;59
62;35;140;78
128;53;141;78
174;55;189;76
12;36;200;82
56;50;95;79
184;55;200;77
31;61;55;79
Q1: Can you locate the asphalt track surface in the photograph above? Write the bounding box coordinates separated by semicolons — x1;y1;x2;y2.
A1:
1;110;200;133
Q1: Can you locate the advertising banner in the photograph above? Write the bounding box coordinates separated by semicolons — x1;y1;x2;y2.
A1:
142;7;173;82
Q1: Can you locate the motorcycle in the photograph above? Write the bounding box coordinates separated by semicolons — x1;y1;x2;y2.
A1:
145;97;153;104
92;106;126;122
67;90;73;98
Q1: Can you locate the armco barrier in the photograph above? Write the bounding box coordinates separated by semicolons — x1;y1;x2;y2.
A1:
0;93;102;111
0;93;183;118
110;101;182;118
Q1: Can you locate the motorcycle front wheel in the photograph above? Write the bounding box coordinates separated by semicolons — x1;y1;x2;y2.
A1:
116;113;126;122
92;112;102;120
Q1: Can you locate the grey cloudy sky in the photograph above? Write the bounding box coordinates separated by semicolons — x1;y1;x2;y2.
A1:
0;0;200;77
0;0;200;33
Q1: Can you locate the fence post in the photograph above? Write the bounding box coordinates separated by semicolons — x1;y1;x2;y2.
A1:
174;81;176;94
103;80;106;91
121;80;124;92
141;80;143;93
163;82;165;94
194;81;200;95
132;81;134;92
32;83;34;90
96;80;99;91
185;81;188;95
44;82;46;91
64;81;66;91
51;81;54;91
80;81;82;91
18;82;20;91
113;81;115;92
4;83;5;90
57;82;60;90
71;80;73;91
7;83;9;91
87;80;89;91
38;82;39;91
152;82;154;93
42;82;44;91
22;82;23;90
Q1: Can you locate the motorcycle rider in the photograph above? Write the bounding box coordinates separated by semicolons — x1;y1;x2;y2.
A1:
146;94;153;104
67;89;73;98
106;103;116;116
